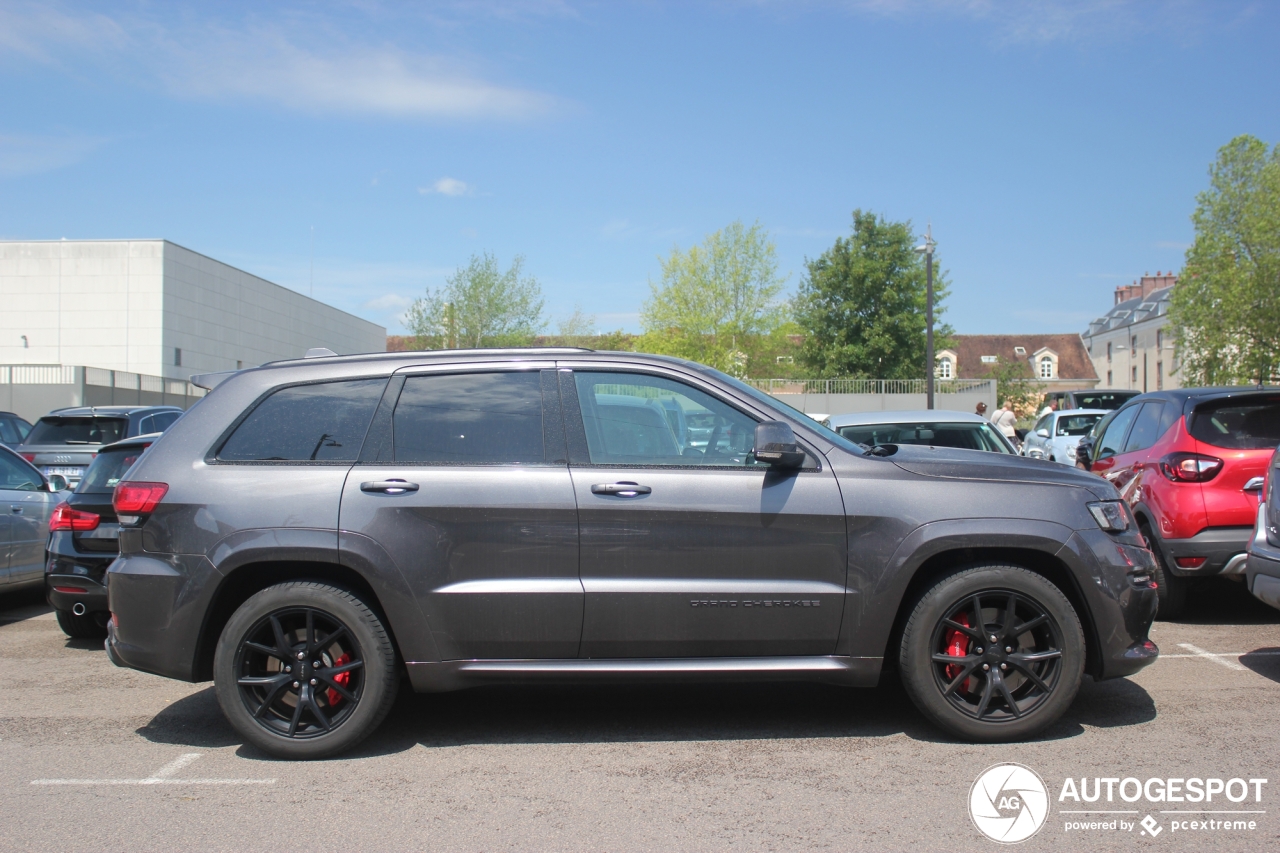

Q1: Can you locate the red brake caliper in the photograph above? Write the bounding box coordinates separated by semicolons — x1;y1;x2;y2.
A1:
326;653;351;706
944;612;972;691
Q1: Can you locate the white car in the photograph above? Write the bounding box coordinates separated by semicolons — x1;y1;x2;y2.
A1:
1020;408;1108;464
822;410;1018;454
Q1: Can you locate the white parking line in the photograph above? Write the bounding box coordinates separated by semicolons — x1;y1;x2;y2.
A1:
31;753;276;786
1175;643;1249;671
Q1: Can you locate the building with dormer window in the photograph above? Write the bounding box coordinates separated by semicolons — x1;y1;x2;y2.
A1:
1080;272;1179;391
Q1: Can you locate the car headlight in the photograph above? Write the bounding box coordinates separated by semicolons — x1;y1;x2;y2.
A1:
1067;445;1077;459
1088;500;1130;532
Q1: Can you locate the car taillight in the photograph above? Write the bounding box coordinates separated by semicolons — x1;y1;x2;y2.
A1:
49;502;101;532
113;481;169;515
1175;556;1207;569
20;452;36;462
1159;452;1223;483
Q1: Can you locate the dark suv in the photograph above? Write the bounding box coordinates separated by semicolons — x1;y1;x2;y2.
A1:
106;349;1159;758
18;405;183;487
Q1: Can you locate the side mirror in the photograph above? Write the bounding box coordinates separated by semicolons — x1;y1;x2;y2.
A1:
753;421;805;469
46;474;69;492
1036;428;1050;438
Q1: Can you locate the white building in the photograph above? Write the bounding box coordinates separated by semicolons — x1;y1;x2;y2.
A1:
0;239;385;380
1080;272;1180;392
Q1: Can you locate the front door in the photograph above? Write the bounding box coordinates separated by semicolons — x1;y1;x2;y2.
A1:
340;367;582;660
0;452;52;586
563;368;848;659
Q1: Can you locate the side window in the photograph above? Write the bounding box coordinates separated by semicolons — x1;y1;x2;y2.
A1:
137;416;154;435
393;371;546;465
218;378;386;462
1033;415;1051;434
152;412;180;432
0;452;42;491
0;418;20;445
1123;403;1165;454
571;371;763;467
1097;405;1139;459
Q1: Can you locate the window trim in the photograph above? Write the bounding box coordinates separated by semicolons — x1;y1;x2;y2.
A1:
206;374;392;466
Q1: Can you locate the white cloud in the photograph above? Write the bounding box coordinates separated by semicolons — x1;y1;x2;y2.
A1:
0;134;105;177
363;293;415;311
0;4;559;121
419;177;472;196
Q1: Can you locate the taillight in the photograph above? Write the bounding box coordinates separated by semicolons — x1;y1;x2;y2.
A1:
20;452;36;462
113;481;169;515
1175;556;1207;569
49;502;100;532
1159;452;1223;483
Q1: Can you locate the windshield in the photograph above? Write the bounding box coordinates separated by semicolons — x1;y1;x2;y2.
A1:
26;416;128;446
1071;392;1137;410
1056;414;1102;436
698;367;869;455
1189;397;1280;450
836;421;1013;454
76;444;150;494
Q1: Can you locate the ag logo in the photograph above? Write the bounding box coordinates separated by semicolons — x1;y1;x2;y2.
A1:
969;763;1049;844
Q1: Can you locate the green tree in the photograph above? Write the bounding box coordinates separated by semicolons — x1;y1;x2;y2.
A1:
793;210;953;379
1170;135;1280;385
405;252;544;348
639;221;788;374
981;357;1045;422
553;305;596;348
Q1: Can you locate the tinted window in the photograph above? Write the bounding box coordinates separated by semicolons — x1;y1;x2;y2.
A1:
219;378;385;462
393;372;545;465
1033;415;1051;434
0;416;26;444
1188;397;1280;450
1056;414;1102;436
1097;405;1139;459
574;372;763;466
0;450;42;491
1123;403;1166;453
78;445;148;493
151;412;180;432
26;416;128;446
838;422;1012;454
1071;392;1139;411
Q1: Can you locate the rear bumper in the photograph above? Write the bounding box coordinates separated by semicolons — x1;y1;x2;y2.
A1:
45;574;109;613
106;553;218;682
1246;508;1280;610
1160;527;1252;576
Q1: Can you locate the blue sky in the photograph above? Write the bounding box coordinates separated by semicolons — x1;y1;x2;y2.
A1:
2;0;1277;337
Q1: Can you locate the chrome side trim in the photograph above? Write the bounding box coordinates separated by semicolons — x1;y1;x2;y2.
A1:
580;578;847;595
433;578;585;595
1221;553;1249;576
405;655;883;692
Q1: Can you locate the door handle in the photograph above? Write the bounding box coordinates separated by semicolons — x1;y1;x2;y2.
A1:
360;479;419;495
591;482;651;497
11;505;22;514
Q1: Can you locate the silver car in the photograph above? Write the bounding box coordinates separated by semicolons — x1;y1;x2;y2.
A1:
823;409;1018;454
0;444;70;590
1021;408;1109;464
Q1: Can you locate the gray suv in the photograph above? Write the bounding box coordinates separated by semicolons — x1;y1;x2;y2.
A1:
106;349;1159;758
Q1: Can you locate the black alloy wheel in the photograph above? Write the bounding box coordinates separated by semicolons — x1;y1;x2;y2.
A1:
928;590;1063;722
899;565;1085;742
214;582;398;759
234;607;365;738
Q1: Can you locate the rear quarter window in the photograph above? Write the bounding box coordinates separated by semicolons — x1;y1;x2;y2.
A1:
217;378;387;462
1188;397;1280;450
78;446;147;493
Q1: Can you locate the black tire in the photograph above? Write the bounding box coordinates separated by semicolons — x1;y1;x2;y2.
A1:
213;582;398;760
1141;523;1188;620
55;608;107;640
898;565;1085;742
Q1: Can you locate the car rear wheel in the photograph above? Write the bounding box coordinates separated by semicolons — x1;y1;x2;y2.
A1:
1140;523;1188;620
213;581;398;760
899;565;1085;742
55;608;107;640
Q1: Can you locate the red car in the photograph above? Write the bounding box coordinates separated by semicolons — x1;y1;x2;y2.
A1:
1085;388;1280;617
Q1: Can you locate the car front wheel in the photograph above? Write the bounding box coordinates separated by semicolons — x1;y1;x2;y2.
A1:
213;581;399;759
899;565;1085;742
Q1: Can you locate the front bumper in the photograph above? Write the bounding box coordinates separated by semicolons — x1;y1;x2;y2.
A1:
1159;526;1252;577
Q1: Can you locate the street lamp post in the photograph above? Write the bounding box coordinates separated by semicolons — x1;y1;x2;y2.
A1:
915;225;937;410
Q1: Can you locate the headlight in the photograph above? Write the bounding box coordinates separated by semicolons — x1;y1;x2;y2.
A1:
1067;445;1077;459
1088;500;1130;532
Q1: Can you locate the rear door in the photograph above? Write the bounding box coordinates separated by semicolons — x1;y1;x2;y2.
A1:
563;367;847;659
339;366;581;660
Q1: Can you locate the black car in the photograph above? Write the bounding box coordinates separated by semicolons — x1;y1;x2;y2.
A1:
46;433;159;638
106;348;1159;758
0;411;33;448
18;405;183;487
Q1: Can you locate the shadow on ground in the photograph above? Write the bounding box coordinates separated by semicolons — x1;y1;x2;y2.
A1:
1240;647;1280;684
0;587;50;621
137;671;1157;762
1170;577;1280;625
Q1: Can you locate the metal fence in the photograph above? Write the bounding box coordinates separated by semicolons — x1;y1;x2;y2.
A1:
746;378;995;396
0;364;204;421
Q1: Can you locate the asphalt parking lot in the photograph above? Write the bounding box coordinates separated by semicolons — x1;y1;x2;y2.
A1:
2;580;1278;853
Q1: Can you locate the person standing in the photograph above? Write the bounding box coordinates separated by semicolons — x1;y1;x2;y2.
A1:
975;401;988;417
992;402;1020;450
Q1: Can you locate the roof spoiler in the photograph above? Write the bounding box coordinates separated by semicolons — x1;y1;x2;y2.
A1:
190;370;238;391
